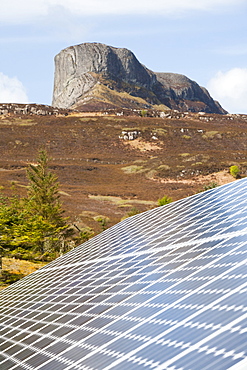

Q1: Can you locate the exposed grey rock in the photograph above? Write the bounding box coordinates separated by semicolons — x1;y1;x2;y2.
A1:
153;73;226;113
0;103;69;116
52;43;155;109
120;130;139;140
52;42;227;114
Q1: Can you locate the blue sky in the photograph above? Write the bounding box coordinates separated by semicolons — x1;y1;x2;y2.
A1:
1;0;247;113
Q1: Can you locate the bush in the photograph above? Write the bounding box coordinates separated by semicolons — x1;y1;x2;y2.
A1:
121;207;141;220
127;207;141;217
93;215;110;231
158;195;172;206
203;182;218;191
140;110;147;117
77;227;94;243
230;165;240;178
1;270;25;284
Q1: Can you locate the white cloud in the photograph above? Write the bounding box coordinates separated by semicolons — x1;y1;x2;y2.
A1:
207;68;247;114
0;0;245;23
0;72;29;103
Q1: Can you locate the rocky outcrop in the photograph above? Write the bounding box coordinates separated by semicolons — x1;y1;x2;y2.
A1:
52;43;227;114
153;73;225;113
0;103;69;116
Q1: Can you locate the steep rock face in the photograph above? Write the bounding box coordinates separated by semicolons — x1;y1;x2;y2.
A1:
154;73;224;113
52;43;226;114
52;43;155;109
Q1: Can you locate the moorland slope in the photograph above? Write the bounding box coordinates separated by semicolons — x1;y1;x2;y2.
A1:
0;105;246;233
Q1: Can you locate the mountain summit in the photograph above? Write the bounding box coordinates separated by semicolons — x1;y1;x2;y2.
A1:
52;43;226;114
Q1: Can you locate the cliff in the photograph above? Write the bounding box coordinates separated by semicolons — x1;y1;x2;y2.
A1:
52;43;227;114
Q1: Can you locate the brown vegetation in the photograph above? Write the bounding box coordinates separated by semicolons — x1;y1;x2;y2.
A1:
0;258;47;290
0;109;246;235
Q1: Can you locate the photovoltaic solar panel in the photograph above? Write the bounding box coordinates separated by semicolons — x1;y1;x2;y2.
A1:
0;178;247;369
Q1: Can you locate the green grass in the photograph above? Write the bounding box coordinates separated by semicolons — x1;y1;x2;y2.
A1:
157;164;170;170
0;118;35;126
155;128;168;136
145;170;158;179
191;162;203;166
88;194;156;207
121;165;147;174
202;131;219;139
179;153;190;157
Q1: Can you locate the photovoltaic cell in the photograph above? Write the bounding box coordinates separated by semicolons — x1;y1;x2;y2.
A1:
0;178;247;369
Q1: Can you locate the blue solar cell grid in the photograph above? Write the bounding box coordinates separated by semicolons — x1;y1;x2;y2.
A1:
0;178;247;369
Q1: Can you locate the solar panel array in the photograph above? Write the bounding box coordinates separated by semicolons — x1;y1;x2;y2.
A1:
0;178;247;370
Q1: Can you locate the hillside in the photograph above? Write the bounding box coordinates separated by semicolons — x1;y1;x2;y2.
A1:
52;43;226;114
0;105;246;233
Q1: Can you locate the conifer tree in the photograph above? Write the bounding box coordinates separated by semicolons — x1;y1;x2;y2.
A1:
26;150;63;223
0;195;26;275
26;149;69;255
0;150;74;279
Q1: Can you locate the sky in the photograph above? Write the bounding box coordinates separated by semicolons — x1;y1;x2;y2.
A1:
1;0;247;113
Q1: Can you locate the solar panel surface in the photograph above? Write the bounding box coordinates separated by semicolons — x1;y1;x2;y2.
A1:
0;178;247;369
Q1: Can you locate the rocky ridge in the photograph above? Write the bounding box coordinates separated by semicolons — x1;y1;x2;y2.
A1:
52;43;226;114
0;103;69;116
